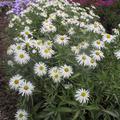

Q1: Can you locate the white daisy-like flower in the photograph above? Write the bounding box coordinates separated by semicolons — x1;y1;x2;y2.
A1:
15;109;28;120
92;40;104;49
14;50;30;64
20;38;35;48
7;44;16;55
60;64;73;78
76;53;90;66
112;28;119;35
75;88;90;104
19;81;34;96
40;47;55;59
91;50;104;61
102;33;115;43
8;60;14;66
21;26;32;38
41;23;56;33
71;46;80;54
49;67;62;83
54;35;70;45
114;50;120;59
14;44;24;51
9;74;24;90
79;42;89;49
44;40;53;48
68;28;75;35
88;57;97;68
34;62;47;76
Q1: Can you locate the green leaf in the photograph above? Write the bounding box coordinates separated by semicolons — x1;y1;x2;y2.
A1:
56;107;73;113
102;109;119;118
84;104;100;111
70;73;81;80
72;111;80;120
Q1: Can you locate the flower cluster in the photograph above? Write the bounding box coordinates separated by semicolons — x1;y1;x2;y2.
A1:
0;1;13;7
10;0;35;15
7;0;118;119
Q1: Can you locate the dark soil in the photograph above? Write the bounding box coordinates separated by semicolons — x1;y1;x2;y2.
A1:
0;11;17;120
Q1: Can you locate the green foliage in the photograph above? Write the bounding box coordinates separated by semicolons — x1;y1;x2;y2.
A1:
7;0;120;120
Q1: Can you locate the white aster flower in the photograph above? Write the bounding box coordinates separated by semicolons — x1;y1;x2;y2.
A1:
34;62;47;76
91;50;104;61
102;33;115;43
54;35;70;45
79;42;89;49
112;28;119;35
14;50;30;64
19;81;34;96
15;109;28;120
41;23;56;33
114;50;120;59
14;44;24;51
76;53;90;66
88;57;97;68
49;67;62;83
71;46;80;54
92;40;104;49
7;44;16;55
40;47;55;59
75;88;90;104
68;28;75;35
60;64;73;78
9;74;24;90
44;40;53;48
8;60;14;66
21;26;32;38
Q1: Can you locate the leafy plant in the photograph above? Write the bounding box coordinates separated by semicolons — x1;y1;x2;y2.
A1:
6;0;120;120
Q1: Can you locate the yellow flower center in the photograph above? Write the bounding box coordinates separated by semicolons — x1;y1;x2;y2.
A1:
90;59;95;63
14;80;19;84
82;56;86;60
81;92;86;97
39;66;44;70
17;46;21;50
96;52;100;55
19;113;24;118
44;49;49;53
24;85;29;90
107;34;111;39
25;31;29;35
64;68;69;72
60;37;65;41
96;41;100;45
54;74;59;78
19;54;24;58
26;42;30;47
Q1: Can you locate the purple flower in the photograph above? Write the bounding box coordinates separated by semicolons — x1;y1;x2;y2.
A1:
0;1;13;7
11;0;35;15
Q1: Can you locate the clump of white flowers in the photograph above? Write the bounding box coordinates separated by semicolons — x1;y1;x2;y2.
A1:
7;0;118;119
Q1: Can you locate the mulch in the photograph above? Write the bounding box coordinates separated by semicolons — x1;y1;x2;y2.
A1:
0;10;17;120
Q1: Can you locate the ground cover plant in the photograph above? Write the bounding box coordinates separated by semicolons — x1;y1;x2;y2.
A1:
6;0;120;120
